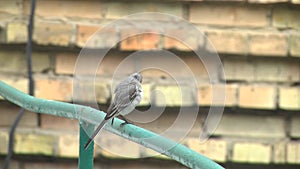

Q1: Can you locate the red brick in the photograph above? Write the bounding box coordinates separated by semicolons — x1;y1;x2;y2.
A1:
287;142;300;163
154;85;196;106
215;114;285;138
185;138;227;162
0;77;28;95
254;59;300;82
190;4;269;27
206;30;247;54
109;162;183;169
0;101;38;127
279;87;300;110
232;142;271;163
24;0;102;19
102;2;183;20
32;52;51;72
6;22;27;43
55;51;136;76
15;132;55;155
0;24;5;43
139;53;210;83
290;34;300;57
34;22;74;46
292;0;300;3
140;69;170;80
198;84;237;107
290;117;300;138
223;58;255;81
96;51;136;76
238;85;276;109
0;131;8;154
249;0;288;3
0;0;22;15
24;162;77;169
164;36;189;51
76;25;98;47
249;33;288;56
76;25;118;49
0;51;50;74
182;55;210;82
73;77;110;104
120;29;161;50
55;53;77;75
0;51;26;74
164;29;200;51
58;133;79;157
34;76;73;101
273;142;286;163
273;6;300;29
40;114;78;131
223;58;300;82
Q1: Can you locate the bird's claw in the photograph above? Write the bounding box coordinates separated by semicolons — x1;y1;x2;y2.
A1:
120;119;131;127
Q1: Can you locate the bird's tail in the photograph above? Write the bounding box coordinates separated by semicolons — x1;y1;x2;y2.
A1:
84;119;108;150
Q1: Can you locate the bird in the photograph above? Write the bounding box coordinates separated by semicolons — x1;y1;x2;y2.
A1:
84;72;143;150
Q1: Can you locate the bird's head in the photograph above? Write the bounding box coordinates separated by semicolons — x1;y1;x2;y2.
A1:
131;73;143;83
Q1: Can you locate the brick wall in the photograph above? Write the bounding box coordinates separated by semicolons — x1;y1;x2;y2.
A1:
0;0;300;168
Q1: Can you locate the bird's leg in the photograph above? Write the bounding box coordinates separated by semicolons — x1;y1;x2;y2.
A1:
119;115;132;126
111;118;114;125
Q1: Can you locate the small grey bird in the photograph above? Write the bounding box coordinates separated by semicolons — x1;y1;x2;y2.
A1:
84;73;143;149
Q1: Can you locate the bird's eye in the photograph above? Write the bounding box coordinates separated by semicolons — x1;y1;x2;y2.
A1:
134;74;142;82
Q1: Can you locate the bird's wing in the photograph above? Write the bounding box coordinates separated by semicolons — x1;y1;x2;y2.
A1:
111;80;139;113
84;76;142;150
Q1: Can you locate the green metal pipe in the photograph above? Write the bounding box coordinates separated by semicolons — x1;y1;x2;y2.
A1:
0;80;224;169
79;122;94;169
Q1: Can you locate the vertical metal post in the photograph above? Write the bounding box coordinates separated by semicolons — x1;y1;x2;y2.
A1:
78;122;94;169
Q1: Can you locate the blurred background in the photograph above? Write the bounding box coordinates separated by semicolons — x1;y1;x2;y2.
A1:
0;0;300;169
